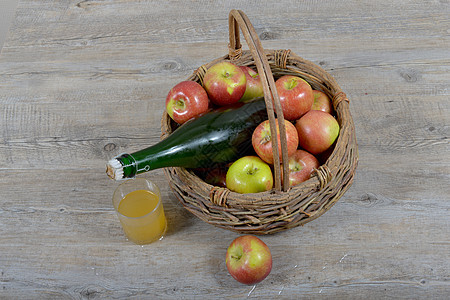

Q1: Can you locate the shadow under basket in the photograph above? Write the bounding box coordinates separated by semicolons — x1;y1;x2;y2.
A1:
161;10;358;235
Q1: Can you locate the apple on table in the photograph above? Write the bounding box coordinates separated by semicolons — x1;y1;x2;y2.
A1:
165;81;210;124
295;110;340;155
252;119;299;165
275;75;313;120
226;156;273;194
226;235;272;285
239;66;264;102
203;62;247;106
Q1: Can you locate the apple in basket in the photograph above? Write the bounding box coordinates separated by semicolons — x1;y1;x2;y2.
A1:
239;66;264;102
165;81;210;124
295;110;340;155
283;149;320;187
226;156;273;194
275;75;313;120
226;235;272;285
311;90;333;114
203;165;229;188
252;119;299;165
203;62;247;106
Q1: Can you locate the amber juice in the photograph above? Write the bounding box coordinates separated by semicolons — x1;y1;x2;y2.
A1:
112;179;167;244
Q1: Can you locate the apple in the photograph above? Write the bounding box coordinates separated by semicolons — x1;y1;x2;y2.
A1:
203;62;247;106
316;144;335;164
203;165;228;188
252;119;299;164
165;81;209;124
311;90;333;114
239;66;264;102
226;235;272;285
275;75;313;120
295;110;340;155
226;156;273;194
283;150;320;187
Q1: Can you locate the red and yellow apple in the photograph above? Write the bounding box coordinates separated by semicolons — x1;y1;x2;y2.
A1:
311;90;333;114
203;62;247;106
283;150;319;186
252;119;299;165
226;235;272;285
226;156;273;194
165;81;209;124
295;110;340;155
275;75;313;120
239;66;264;102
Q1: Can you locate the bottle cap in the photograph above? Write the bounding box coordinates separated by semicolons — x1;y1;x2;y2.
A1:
106;158;124;180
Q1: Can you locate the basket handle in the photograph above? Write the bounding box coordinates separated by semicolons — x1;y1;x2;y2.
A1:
228;10;290;192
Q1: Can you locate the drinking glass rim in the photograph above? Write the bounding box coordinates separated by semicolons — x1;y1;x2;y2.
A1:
113;178;162;220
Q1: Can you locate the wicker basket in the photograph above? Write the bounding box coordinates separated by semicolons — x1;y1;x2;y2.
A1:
161;10;358;234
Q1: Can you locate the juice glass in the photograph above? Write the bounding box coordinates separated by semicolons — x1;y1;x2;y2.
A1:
112;178;167;244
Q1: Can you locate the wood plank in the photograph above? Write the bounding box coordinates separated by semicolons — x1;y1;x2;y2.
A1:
5;1;449;47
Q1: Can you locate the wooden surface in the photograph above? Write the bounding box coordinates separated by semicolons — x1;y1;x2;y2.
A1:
0;0;449;298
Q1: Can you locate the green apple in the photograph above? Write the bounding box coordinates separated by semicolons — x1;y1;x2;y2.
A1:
226;156;273;193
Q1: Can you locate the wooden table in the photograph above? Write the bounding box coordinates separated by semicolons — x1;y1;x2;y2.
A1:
1;1;448;298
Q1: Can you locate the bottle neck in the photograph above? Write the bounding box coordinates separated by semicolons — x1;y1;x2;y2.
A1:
107;144;170;180
106;153;137;180
105;97;268;181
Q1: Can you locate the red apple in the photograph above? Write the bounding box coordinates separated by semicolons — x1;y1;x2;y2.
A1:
311;90;333;114
226;156;273;194
226;235;272;285
239;66;264;102
203;62;247;106
316;145;335;164
252;119;299;165
165;81;209;124
295;110;340;155
284;150;320;187
203;166;228;188
275;75;313;120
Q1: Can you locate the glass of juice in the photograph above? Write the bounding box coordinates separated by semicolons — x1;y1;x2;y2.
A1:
112;178;167;244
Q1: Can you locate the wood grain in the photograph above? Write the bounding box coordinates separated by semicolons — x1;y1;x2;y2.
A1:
1;0;449;298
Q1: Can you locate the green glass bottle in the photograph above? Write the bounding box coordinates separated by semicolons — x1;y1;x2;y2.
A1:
106;98;268;180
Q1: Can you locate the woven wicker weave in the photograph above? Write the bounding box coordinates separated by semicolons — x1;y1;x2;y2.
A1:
161;10;358;234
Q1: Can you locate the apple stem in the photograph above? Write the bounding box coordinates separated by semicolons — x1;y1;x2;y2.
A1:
247;164;258;175
287;78;298;90
176;99;185;110
260;129;272;145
